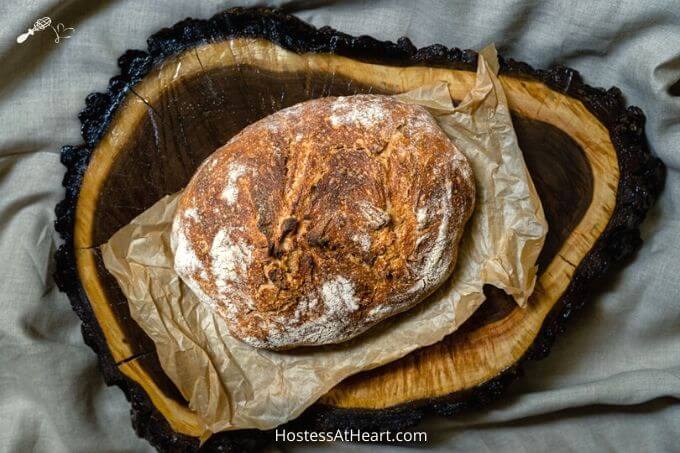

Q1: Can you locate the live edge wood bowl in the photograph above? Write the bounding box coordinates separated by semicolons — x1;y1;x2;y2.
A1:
54;8;664;452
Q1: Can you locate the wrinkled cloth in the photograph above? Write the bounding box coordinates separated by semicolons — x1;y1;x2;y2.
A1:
0;1;678;452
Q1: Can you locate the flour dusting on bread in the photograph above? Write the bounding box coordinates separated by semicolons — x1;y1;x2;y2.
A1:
352;232;372;252
210;227;253;288
329;96;386;128
321;276;360;313
220;163;249;205
413;182;453;288
173;220;203;274
259;276;363;348
172;94;475;350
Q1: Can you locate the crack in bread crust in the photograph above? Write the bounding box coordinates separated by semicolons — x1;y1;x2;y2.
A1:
172;95;475;350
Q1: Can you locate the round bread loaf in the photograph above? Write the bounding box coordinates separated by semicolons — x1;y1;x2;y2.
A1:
172;95;475;350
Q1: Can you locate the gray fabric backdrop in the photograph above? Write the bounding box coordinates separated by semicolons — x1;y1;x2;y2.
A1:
0;1;678;452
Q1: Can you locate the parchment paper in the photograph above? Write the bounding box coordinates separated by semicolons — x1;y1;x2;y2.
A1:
101;45;547;437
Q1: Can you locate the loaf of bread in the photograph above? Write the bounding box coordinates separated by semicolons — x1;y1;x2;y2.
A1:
171;95;475;350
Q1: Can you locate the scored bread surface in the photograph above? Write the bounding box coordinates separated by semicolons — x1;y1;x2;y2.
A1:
172;95;475;350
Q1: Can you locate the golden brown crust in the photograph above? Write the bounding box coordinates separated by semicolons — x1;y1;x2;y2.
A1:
171;95;475;349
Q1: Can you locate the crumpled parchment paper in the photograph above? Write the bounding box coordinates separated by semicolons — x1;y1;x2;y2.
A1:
101;45;547;437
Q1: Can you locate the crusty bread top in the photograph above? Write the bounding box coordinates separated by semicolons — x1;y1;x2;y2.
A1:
172;95;475;350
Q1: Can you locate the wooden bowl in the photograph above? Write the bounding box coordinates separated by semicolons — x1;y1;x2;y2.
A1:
54;8;664;452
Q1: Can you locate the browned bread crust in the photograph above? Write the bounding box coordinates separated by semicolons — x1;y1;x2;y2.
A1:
171;95;475;350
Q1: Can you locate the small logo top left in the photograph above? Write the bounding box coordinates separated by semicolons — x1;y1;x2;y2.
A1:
17;17;74;44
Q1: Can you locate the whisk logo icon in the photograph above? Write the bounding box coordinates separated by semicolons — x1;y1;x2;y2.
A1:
16;16;74;44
